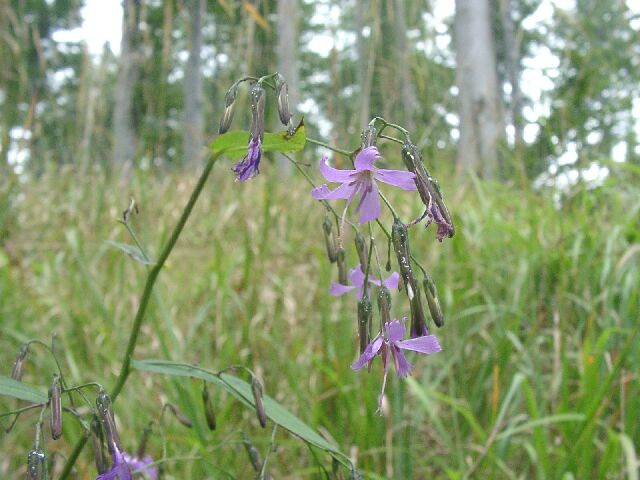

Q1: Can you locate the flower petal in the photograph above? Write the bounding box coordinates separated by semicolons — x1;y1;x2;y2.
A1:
396;335;442;354
392;348;414;377
354;146;379;171
375;169;417;190
357;181;381;224
351;336;383;370
329;282;355;296
312;182;358;200
384;319;406;343
319;156;357;182
383;271;400;290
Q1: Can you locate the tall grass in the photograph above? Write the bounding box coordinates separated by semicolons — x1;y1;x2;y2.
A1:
1;160;638;479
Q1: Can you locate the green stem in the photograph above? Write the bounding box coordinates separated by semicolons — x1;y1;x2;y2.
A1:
59;152;221;479
306;137;353;156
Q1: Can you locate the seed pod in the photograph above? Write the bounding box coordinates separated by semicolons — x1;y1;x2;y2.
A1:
323;216;337;263
409;283;428;337
166;403;193;428
242;434;263;472
249;83;266;141
96;389;122;455
423;274;444;328
218;84;238;134
361;125;377;148
377;286;392;326
27;450;46;480
11;343;29;381
49;374;62;440
251;377;267;428
354;231;368;269
357;295;373;353
202;383;216;431
90;415;108;474
336;247;347;285
275;73;292;127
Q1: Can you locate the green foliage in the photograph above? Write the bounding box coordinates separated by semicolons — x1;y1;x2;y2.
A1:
210;124;307;159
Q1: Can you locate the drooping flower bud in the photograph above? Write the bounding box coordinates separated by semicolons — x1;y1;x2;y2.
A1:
336;247;348;285
27;449;46;480
202;383;216;431
391;220;415;299
11;343;29;381
218;83;238;134
409;283;428;337
242;433;263;472
322;216;337;263
249;83;266;142
233;83;266;181
423;274;444;328
251;377;267;428
354;231;369;269
49;374;62;440
274;73;292;127
361;125;377;148
90;415;108;474
96;389;122;455
357;295;373;354
377;286;392;325
166;403;193;428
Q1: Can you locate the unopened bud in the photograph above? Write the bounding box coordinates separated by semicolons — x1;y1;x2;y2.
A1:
275;73;292;127
251;377;267;428
96;389;121;454
166;403;193;428
354;232;368;269
218;84;238;134
90;415;108;474
27;450;46;480
49;374;62;440
391;220;414;296
249;83;266;141
11;343;29;381
357;295;372;353
202;383;216;431
377;286;392;325
361;125;377;148
243;434;263;472
423;274;444;328
323;216;337;263
409;283;428;337
336;247;347;285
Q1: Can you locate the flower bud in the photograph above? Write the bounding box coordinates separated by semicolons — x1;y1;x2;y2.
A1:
251;377;267;428
323;216;337;263
354;231;368;269
249;83;266;141
361;125;377;148
27;449;46;480
275;73;292;127
409;283;428;337
242;433;263;472
423;274;444;328
218;84;238;134
166;403;193;428
336;247;348;285
202;383;216;431
11;343;29;381
49;374;62;440
90;415;108;474
357;295;372;354
391;220;415;299
96;389;122;455
377;286;392;325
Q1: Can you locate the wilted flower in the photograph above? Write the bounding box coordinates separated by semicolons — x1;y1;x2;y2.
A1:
311;146;417;224
122;452;158;479
96;447;131;480
233;83;265;181
329;264;399;299
352;319;441;412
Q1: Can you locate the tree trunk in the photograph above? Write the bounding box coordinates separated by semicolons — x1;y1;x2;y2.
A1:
183;0;204;166
455;0;505;178
113;0;140;169
499;0;522;148
394;0;417;132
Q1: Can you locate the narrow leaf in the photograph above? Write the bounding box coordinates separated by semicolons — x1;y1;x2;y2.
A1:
0;375;47;403
105;241;154;265
210;125;306;160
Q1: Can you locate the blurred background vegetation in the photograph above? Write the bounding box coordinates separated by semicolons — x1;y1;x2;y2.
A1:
1;0;639;478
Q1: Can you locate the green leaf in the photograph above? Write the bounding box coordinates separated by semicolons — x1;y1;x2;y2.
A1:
209;125;306;160
105;241;154;265
0;375;48;403
132;359;344;458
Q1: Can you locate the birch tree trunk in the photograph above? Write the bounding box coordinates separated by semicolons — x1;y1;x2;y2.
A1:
394;0;417;131
183;0;204;165
455;0;505;178
113;0;140;169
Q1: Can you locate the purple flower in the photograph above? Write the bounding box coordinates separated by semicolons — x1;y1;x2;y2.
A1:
96;448;132;480
352;319;441;412
311;147;417;224
122;452;158;479
426;201;454;242
329;264;400;299
232;137;262;181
